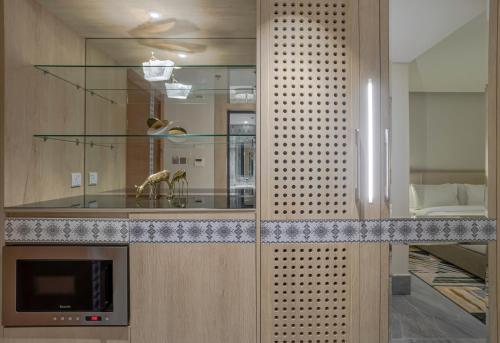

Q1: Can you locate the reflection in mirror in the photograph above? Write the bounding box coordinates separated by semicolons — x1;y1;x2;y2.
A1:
389;0;489;219
228;111;256;208
390;242;488;342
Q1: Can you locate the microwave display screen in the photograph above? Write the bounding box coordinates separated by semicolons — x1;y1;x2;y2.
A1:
16;260;113;312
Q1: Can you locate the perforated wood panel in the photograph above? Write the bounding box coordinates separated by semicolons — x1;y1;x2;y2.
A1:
262;244;353;343
261;0;356;220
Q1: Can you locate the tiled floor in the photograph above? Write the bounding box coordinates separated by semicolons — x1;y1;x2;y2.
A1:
391;276;487;343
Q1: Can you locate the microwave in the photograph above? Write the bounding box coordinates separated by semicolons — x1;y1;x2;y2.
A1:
3;245;128;326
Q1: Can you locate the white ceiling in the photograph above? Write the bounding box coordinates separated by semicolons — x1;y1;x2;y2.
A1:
36;0;257;66
36;0;256;38
390;0;487;63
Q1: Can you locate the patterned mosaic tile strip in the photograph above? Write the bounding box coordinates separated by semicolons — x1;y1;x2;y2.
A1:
129;220;256;243
4;218;257;243
5;218;129;243
4;218;495;244
262;218;496;243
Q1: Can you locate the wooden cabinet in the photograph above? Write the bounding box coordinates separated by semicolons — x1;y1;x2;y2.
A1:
129;244;256;343
1;327;130;343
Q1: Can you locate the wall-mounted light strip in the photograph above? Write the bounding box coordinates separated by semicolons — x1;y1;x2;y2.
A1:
367;79;374;204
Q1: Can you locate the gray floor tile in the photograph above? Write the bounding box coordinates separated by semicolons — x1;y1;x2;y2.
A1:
390;276;487;342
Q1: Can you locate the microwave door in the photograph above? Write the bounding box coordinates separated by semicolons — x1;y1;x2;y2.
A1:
16;260;113;313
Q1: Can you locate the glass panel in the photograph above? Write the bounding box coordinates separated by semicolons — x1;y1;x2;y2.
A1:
389;0;489;219
12;37;256;209
390;242;488;342
228;111;256;208
17;260;113;312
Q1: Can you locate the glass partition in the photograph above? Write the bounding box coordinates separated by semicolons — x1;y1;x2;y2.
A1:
388;1;492;342
390;242;488;342
12;38;256;209
389;0;489;219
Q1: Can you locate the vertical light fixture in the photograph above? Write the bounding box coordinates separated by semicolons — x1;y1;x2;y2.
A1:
367;79;374;204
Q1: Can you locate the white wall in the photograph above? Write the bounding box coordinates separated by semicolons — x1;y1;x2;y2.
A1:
390;63;411;277
409;13;488;92
162;96;215;191
410;92;486;171
390;64;410;217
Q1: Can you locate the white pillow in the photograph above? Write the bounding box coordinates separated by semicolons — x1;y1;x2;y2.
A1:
411;184;459;209
464;184;486;206
409;185;417;209
457;184;467;205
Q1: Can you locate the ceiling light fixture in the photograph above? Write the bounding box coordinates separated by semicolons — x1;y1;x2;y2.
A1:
142;52;175;82
177;53;188;59
148;11;161;19
165;82;192;99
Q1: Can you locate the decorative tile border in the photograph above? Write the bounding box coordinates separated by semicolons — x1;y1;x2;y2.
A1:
262;218;497;243
129;220;256;243
4;217;495;244
5;218;129;243
4;218;256;244
261;220;361;243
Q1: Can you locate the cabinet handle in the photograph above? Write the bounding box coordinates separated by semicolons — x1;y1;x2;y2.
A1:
355;128;361;205
384;128;391;203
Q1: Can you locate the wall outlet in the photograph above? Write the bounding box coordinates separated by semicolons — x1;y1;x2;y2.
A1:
71;173;82;188
88;172;98;186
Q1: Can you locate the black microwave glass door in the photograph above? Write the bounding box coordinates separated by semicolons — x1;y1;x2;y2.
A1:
16;260;113;312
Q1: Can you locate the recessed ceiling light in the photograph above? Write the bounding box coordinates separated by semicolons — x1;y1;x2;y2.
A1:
148;11;161;19
177;53;187;58
244;121;249;124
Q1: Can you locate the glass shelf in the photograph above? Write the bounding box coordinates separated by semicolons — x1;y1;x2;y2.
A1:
34;64;257;105
7;192;256;210
34;64;256;88
33;133;256;149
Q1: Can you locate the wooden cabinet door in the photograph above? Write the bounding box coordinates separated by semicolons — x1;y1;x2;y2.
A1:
129;244;256;343
258;0;387;342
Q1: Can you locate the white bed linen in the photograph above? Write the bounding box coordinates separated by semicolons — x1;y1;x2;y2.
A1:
412;205;486;217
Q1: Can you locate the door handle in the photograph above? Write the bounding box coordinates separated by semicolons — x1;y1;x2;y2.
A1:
384;128;391;203
355;128;361;205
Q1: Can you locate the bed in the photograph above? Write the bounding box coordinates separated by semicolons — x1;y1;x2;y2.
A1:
416;243;488;279
409;171;489;279
409;170;487;218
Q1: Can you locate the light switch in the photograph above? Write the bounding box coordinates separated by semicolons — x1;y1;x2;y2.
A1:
71;173;82;188
89;172;98;186
194;157;205;167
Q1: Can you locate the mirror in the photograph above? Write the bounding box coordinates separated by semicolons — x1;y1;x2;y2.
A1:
389;0;489;218
15;36;256;209
390;242;489;342
228;111;256;208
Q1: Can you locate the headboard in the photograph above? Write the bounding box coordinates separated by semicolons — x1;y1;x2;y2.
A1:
410;170;486;185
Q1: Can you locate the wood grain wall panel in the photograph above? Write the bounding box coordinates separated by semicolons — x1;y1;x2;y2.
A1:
3;0;85;206
125;75;162;192
129;244;256;343
260;0;359;221
3;0;128;206
84;46;127;195
2;327;129;343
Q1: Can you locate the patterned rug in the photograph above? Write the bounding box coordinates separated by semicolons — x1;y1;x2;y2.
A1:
408;246;488;323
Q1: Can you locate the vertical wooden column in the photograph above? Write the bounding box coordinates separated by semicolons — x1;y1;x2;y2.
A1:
259;0;387;341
